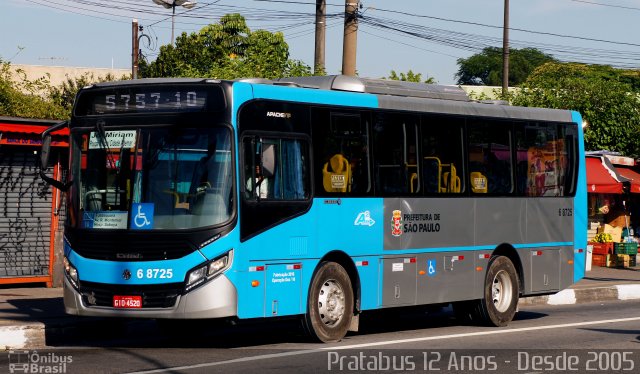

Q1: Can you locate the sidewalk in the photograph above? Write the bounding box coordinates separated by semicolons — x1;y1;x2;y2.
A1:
1;265;640;349
519;264;640;305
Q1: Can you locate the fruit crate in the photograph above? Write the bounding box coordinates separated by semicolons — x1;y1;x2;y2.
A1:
592;254;609;267
614;242;638;255
590;242;614;255
615;254;630;268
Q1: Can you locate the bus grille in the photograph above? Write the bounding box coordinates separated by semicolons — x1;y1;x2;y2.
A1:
69;235;195;261
80;281;183;308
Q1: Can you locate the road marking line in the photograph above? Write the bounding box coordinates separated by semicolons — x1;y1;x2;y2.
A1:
126;316;640;374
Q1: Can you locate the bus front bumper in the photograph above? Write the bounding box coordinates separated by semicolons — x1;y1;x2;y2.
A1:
63;274;237;319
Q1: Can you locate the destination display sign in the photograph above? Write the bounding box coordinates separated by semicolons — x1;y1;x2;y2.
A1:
75;85;225;115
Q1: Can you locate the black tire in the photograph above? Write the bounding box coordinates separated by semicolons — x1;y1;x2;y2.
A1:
304;261;354;343
477;256;519;327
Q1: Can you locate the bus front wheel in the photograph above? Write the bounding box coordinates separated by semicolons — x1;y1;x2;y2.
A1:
479;256;519;327
304;261;354;343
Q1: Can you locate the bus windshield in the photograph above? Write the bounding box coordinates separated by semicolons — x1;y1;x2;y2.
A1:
69;125;233;230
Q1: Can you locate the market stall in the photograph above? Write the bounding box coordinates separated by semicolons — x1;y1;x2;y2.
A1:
586;154;638;268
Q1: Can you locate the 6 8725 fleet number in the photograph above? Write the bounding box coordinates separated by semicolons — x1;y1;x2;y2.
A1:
136;268;173;279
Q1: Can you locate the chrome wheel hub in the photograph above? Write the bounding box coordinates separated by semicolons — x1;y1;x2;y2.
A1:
318;279;345;326
492;270;513;313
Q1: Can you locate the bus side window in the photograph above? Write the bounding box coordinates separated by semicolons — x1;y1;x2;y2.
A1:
314;110;370;195
372;113;418;196
467;120;513;194
421;114;465;195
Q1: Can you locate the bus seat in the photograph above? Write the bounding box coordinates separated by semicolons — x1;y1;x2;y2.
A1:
470;171;488;193
85;190;103;211
323;154;351;192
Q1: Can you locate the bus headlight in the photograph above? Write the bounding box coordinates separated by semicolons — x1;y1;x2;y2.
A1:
207;255;229;276
185;250;233;292
63;256;79;289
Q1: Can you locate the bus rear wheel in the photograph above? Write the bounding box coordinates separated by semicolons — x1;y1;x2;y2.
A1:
479;256;519;326
304;261;354;343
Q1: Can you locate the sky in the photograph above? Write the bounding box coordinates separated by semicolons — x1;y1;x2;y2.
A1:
2;0;640;85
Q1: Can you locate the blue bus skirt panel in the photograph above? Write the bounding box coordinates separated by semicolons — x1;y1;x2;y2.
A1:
234;198;384;319
314;198;384;312
573;111;588;283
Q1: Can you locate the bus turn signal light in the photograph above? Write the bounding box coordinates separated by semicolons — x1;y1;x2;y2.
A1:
251;280;260;287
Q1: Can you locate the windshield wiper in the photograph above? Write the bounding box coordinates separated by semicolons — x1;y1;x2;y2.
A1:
94;121;123;208
95;121;117;169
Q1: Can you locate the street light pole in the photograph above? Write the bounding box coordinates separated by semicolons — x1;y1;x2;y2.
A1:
151;0;197;45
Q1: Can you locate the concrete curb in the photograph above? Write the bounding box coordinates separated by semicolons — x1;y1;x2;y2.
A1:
0;323;46;350
519;284;640;306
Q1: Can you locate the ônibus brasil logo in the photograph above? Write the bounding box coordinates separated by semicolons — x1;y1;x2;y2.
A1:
8;350;73;373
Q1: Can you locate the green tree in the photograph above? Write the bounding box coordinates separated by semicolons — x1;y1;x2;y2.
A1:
0;59;123;120
0;60;66;119
49;72;125;113
386;69;436;84
455;47;556;86
511;62;640;158
140;14;312;79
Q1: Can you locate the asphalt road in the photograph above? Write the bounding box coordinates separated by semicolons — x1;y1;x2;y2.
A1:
2;300;640;374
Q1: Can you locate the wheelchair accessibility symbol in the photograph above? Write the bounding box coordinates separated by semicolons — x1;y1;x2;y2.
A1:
427;259;437;277
131;203;154;230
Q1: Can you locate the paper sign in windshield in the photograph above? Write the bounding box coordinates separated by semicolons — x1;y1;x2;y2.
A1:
83;211;128;229
89;130;137;150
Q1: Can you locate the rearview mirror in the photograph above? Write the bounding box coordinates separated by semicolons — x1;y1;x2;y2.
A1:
40;121;71;191
40;135;52;171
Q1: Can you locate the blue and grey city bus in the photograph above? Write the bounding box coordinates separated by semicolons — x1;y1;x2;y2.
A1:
40;75;587;342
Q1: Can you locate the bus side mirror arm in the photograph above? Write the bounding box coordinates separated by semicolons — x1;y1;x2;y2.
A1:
40;121;72;192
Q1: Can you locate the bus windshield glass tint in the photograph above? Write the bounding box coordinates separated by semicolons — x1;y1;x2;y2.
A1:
68;126;233;230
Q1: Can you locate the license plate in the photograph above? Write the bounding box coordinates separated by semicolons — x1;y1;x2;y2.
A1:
113;295;142;308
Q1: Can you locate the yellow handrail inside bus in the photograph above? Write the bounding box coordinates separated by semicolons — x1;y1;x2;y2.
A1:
424;157;461;193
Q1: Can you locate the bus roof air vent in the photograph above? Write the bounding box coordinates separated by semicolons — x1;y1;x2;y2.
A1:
480;100;510;106
276;75;470;102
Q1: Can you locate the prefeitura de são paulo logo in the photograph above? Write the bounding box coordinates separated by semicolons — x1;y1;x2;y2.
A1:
391;209;403;237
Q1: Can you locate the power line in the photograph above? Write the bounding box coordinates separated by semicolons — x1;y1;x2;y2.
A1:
16;0;640;69
359;14;640;68
570;0;640;11
368;6;640;48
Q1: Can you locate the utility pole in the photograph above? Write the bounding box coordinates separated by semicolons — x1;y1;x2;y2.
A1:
132;19;139;79
342;0;359;76
502;0;510;98
314;0;326;75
